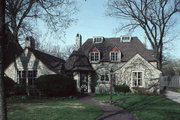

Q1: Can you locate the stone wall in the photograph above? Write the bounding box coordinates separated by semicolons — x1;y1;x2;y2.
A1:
90;54;161;93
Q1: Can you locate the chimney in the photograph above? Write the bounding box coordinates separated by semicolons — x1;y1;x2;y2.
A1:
144;34;147;48
75;33;82;51
25;36;35;49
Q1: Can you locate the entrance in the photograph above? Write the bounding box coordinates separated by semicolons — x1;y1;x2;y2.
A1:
80;73;88;93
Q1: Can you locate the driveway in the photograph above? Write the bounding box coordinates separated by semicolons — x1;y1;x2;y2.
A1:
80;96;137;120
165;90;180;104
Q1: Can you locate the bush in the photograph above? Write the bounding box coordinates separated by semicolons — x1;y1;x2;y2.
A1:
114;84;131;93
36;74;77;97
4;76;16;96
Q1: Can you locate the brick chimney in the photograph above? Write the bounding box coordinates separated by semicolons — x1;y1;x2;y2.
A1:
75;33;82;51
25;36;35;49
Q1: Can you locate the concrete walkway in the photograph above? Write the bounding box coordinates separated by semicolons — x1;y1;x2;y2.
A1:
165;90;180;104
80;96;137;120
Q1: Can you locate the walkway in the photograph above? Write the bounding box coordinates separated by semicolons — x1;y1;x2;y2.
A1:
80;96;137;120
165;90;180;104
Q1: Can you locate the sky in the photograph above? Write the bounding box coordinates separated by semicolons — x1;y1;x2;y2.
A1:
41;0;180;59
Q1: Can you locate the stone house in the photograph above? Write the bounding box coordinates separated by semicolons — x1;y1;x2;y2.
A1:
4;36;65;87
65;34;162;94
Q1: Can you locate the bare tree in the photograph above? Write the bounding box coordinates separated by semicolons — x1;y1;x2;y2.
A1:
0;0;7;119
106;0;180;69
5;0;77;43
36;40;75;60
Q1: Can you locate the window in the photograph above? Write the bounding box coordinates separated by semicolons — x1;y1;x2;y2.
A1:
100;74;109;83
17;70;37;86
132;72;143;87
89;52;100;62
17;71;26;86
121;36;131;42
110;52;120;62
93;37;103;43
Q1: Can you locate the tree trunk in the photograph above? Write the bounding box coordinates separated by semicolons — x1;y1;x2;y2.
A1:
0;0;7;120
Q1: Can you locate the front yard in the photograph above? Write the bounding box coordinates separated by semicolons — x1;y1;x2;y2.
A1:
7;97;102;120
93;93;180;120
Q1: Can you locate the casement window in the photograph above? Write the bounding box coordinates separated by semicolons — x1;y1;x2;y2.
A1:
89;52;100;62
17;71;26;86
101;74;109;82
110;51;120;62
17;70;37;86
132;72;143;87
93;37;103;43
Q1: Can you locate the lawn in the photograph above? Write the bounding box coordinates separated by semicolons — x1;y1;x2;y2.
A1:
93;93;180;120
7;96;102;120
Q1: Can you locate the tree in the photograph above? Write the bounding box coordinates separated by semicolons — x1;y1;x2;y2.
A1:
5;0;77;43
106;0;180;69
0;0;7;119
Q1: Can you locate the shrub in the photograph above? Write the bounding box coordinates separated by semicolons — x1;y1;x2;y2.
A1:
114;84;131;93
36;74;77;97
4;76;16;96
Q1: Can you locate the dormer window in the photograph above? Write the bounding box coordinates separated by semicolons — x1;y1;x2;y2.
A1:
110;47;121;62
120;36;131;42
93;37;104;43
89;47;100;62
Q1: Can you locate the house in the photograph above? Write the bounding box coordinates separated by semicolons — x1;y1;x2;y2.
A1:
4;36;65;87
65;34;162;94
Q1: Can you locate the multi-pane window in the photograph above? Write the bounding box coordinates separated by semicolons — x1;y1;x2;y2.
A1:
110;52;120;62
121;36;131;42
132;72;143;87
17;71;26;86
90;52;100;62
94;37;103;43
28;70;37;85
17;70;37;86
100;74;109;83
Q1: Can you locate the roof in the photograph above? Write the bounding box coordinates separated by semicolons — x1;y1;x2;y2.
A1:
4;27;23;69
29;48;65;73
4;28;65;73
78;37;156;62
65;51;94;72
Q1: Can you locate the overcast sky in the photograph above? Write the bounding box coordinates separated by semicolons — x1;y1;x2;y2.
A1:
40;0;180;59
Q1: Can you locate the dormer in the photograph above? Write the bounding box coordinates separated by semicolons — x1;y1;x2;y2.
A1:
120;35;131;42
110;47;121;62
93;36;104;43
89;47;100;63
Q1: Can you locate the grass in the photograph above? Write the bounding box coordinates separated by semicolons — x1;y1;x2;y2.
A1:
7;96;102;120
93;93;180;120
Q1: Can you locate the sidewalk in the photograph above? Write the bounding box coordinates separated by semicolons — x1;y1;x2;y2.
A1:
165;90;180;103
80;96;137;120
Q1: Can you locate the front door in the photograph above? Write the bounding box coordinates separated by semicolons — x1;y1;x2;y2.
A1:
80;73;88;93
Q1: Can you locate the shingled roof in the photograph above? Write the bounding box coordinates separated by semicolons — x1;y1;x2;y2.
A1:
29;48;65;73
4;28;65;73
4;27;23;69
78;37;156;62
65;51;94;71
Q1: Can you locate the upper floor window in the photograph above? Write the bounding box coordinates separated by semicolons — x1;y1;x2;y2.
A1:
93;37;104;43
132;71;143;87
110;47;121;62
89;52;100;62
89;47;100;62
110;52;120;62
121;36;131;42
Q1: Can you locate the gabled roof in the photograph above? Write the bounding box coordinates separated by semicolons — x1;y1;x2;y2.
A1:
28;48;65;73
65;51;94;72
4;28;65;73
78;37;156;62
4;27;23;69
